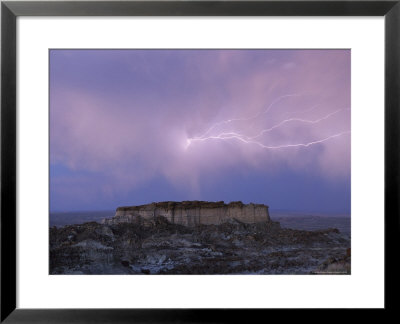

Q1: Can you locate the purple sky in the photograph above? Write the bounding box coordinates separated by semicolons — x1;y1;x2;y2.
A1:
50;49;350;213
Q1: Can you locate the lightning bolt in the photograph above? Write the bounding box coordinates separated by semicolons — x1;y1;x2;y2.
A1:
188;131;350;150
195;93;302;139
186;95;350;151
190;107;349;142
248;107;349;140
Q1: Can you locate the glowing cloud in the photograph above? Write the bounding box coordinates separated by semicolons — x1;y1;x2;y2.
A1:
50;49;351;212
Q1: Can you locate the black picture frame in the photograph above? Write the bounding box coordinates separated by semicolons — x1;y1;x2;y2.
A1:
1;0;399;322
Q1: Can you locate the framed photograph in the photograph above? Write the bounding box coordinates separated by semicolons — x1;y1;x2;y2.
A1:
1;0;399;321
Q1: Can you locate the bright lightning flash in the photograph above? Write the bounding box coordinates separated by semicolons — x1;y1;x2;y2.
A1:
185;138;192;149
186;95;350;150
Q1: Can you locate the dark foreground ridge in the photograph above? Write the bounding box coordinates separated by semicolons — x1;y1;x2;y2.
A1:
50;205;351;275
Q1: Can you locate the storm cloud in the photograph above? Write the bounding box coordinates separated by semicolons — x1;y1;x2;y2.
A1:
50;49;350;212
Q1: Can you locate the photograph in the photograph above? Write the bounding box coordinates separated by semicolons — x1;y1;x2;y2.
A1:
49;49;351;275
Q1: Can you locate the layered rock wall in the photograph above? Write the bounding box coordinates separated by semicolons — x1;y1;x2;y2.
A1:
104;201;270;227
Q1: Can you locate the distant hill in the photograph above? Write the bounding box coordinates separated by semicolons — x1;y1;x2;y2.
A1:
270;213;350;235
50;210;114;227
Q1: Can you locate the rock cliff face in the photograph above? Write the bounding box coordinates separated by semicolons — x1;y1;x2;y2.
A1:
103;201;270;227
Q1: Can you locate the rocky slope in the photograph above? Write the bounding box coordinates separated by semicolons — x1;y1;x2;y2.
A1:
50;214;350;275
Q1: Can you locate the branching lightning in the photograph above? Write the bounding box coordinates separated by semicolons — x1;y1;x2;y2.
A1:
188;131;350;150
186;95;350;151
246;107;349;140
195;93;302;139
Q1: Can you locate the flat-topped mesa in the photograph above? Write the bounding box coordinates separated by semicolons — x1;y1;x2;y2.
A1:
104;201;270;227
